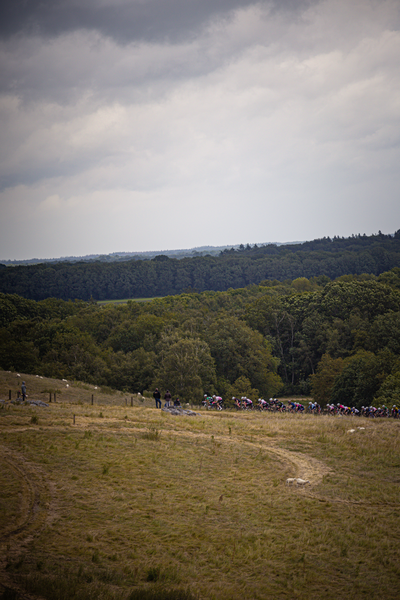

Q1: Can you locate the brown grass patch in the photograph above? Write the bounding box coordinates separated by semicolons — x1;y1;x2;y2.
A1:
1;371;400;599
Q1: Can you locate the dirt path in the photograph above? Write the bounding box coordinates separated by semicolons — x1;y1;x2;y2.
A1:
256;442;331;485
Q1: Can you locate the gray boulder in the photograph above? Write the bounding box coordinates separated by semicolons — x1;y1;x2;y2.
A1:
28;400;49;407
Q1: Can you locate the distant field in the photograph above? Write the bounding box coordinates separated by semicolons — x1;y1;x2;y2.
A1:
97;297;163;305
1;371;400;600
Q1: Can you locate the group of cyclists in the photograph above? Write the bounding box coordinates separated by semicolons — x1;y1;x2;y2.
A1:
235;398;320;413
202;394;399;418
203;396;310;412
326;403;399;418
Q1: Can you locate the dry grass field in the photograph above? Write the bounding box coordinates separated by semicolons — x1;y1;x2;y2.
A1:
1;371;400;600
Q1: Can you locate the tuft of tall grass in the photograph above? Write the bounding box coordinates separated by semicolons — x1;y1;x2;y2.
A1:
21;571;125;600
0;587;19;600
145;566;180;584
127;587;198;600
141;427;161;441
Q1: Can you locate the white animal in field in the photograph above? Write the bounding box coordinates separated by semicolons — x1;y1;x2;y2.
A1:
296;478;310;486
286;478;297;486
347;429;356;433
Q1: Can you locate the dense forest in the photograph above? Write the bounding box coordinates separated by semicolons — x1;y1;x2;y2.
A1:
2;268;400;409
1;231;399;301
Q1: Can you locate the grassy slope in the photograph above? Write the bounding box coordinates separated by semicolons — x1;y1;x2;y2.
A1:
1;371;399;600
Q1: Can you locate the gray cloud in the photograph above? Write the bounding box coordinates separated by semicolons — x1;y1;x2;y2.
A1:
0;0;371;107
0;1;320;110
0;1;319;44
1;0;400;260
0;0;261;43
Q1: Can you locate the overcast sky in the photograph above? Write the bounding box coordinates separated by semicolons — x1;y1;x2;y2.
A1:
1;0;399;260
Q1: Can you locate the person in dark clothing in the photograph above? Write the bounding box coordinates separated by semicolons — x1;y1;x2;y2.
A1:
21;381;27;402
164;390;172;408
153;388;161;409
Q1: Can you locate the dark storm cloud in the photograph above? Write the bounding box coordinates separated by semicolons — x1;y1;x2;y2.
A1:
0;0;315;44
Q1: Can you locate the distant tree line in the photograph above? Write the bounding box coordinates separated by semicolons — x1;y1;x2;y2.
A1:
0;231;399;301
1;268;400;408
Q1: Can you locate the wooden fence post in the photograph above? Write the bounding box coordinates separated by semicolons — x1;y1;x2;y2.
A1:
73;414;75;425
9;390;11;400
54;392;56;403
49;392;52;403
131;396;133;407
91;394;94;405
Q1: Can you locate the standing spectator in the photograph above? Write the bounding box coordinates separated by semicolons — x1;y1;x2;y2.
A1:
21;381;27;402
164;390;172;408
153;388;161;409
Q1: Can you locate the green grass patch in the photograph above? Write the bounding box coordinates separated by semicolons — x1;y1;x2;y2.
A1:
97;298;163;305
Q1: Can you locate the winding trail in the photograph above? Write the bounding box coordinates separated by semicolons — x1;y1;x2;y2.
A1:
0;445;53;599
256;442;331;485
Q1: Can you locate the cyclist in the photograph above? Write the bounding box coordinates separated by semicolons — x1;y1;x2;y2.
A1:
244;397;253;410
258;398;268;411
213;395;223;410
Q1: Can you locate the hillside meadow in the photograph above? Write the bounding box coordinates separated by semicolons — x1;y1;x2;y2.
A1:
1;372;400;600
